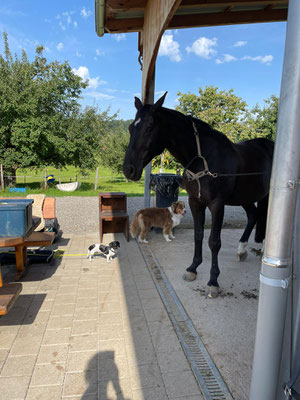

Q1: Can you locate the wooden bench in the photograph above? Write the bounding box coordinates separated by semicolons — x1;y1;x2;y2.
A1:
14;231;55;280
0;217;55;315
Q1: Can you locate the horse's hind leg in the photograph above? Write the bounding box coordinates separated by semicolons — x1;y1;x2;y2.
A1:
237;204;257;261
255;196;268;243
183;199;206;282
206;201;224;298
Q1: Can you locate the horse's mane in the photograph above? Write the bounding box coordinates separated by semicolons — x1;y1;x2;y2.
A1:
160;106;230;142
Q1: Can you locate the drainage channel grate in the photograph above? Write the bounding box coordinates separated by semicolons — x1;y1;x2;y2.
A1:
139;243;233;400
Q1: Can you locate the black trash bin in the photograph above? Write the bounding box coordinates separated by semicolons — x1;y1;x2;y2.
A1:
150;173;182;208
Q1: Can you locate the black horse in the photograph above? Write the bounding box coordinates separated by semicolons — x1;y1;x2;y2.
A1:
123;92;274;298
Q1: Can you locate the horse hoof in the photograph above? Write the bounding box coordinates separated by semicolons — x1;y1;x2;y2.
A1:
183;272;197;282
237;251;248;262
205;285;219;299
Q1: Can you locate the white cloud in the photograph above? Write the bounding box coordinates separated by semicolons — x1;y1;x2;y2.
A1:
186;37;217;59
72;66;106;89
242;55;273;65
96;49;103;56
216;54;237;64
81;7;92;18
158;33;181;62
85;92;115;100
72;66;89;80
234;40;247;47
104;88;118;93
114;34;126;42
76;51;82;57
59;21;66;31
56;42;64;51
56;11;77;30
88;77;100;89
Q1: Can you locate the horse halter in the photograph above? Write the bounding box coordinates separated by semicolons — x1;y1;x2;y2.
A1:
183;118;267;199
183;119;217;198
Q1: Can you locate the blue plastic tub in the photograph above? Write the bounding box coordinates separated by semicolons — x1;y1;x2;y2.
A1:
0;199;34;238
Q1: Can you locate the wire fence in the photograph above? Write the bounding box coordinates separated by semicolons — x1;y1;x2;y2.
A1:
0;169;147;196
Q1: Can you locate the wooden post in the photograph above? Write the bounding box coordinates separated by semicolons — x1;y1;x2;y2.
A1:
0;164;4;191
44;168;48;190
143;69;155;208
94;167;99;190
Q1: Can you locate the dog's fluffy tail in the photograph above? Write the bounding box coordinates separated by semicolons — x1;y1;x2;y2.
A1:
130;212;141;238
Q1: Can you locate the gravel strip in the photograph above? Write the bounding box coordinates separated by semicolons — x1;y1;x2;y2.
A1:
55;196;247;234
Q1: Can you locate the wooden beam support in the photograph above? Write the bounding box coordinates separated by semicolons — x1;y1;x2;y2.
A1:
141;0;182;102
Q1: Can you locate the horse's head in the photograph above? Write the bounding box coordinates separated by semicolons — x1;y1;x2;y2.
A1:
123;92;167;181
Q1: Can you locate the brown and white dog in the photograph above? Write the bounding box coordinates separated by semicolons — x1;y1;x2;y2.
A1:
130;201;186;243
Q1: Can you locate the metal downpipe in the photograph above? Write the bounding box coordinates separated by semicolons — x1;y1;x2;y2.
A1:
95;0;105;37
250;1;300;399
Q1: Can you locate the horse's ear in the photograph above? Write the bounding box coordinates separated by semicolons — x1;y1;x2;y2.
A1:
134;96;143;111
153;91;168;110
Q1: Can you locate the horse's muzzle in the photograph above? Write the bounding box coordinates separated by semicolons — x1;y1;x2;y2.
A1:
123;163;139;181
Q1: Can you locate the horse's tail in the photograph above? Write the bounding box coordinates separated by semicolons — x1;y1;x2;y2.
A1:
255;196;269;243
130;212;140;238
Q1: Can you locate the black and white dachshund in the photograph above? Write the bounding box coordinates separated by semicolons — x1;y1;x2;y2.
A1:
87;241;120;263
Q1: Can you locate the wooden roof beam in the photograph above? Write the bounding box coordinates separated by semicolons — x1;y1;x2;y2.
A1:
106;0;146;11
105;8;287;33
106;0;287;10
180;0;287;6
169;8;287;28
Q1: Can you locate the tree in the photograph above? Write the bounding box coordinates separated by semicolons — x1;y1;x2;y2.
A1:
66;106;117;171
176;85;250;142
245;95;279;141
99;123;130;174
0;32;112;183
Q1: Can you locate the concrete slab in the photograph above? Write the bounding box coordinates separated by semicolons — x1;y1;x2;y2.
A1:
147;228;262;400
0;231;205;400
0;224;261;400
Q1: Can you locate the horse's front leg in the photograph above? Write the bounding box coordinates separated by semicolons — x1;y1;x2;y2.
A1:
206;200;225;298
183;199;206;282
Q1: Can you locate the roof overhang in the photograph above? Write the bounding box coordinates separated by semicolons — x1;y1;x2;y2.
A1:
95;0;288;37
95;0;288;101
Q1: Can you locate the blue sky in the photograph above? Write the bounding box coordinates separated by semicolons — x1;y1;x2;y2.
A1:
0;1;287;120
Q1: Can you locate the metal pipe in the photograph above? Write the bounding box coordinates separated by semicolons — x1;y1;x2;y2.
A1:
291;177;300;375
95;0;105;37
250;1;300;399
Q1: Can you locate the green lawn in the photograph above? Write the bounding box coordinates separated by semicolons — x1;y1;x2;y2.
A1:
0;165;187;197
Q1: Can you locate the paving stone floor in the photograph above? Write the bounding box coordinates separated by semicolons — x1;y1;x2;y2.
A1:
0;232;204;400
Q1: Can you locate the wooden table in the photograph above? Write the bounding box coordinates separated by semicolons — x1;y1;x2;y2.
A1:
0;217;55;315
